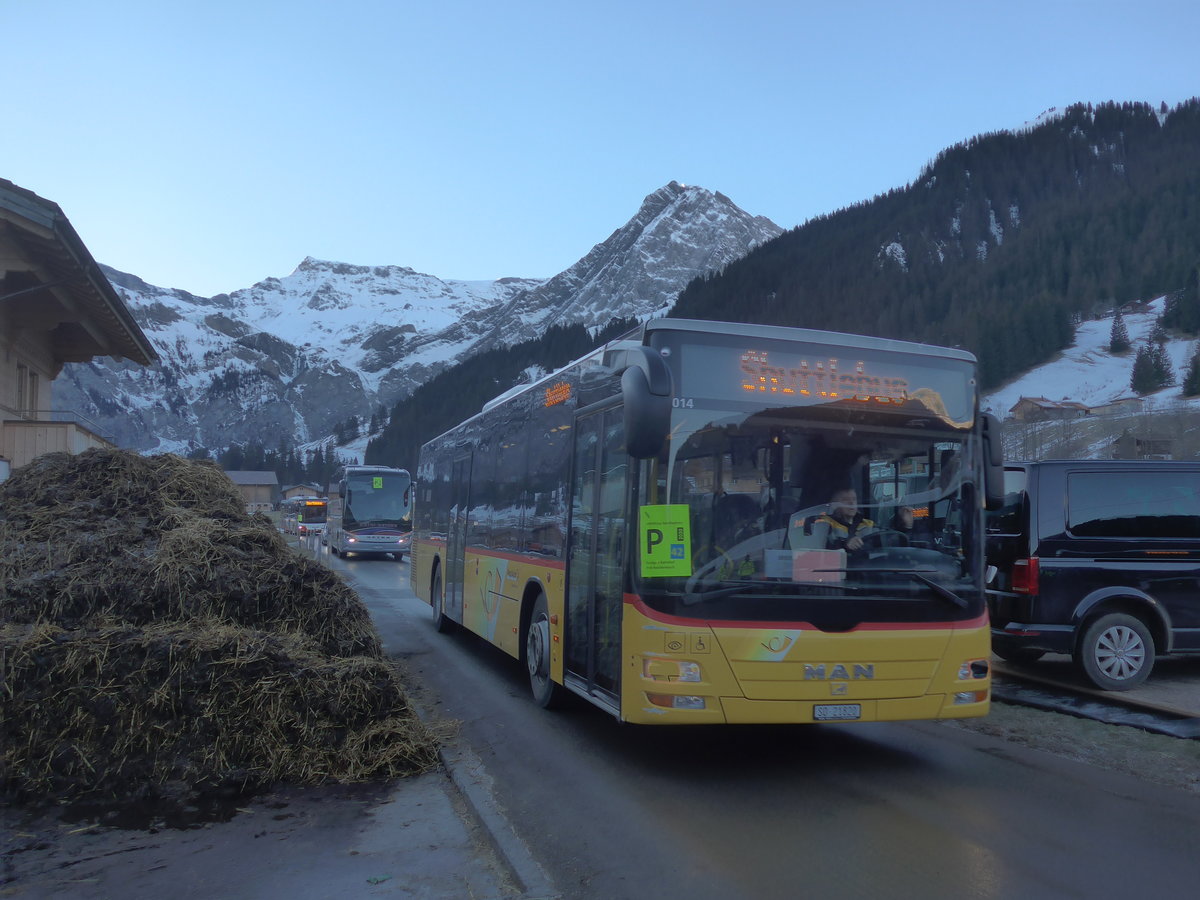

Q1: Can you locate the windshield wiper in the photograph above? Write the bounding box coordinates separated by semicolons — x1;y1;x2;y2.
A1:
682;581;778;605
845;568;968;609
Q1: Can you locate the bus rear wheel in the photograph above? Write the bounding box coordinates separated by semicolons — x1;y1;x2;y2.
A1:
526;593;563;708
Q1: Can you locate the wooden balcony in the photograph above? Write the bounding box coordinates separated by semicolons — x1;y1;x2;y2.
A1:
1;407;115;475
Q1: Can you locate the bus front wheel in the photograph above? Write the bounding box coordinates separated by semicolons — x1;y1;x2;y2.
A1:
526;593;563;709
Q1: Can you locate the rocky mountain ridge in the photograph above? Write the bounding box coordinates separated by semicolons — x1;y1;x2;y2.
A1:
56;182;782;454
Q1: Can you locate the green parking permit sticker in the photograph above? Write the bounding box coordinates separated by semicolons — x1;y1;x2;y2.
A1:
640;505;692;577
373;477;383;489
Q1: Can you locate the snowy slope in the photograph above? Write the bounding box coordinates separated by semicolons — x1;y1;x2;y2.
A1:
983;297;1197;417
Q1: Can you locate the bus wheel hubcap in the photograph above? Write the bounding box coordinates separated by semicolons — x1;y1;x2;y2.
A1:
528;618;549;679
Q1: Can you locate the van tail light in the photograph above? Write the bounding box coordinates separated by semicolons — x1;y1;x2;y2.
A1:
1011;557;1039;595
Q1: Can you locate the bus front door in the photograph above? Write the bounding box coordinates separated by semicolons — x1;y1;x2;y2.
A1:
566;407;627;707
446;454;471;623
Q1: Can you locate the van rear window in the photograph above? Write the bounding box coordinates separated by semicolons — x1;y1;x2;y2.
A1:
1067;471;1200;538
986;469;1027;534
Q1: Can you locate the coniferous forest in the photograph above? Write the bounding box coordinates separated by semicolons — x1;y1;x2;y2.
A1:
366;319;637;470
673;100;1200;390
362;100;1200;473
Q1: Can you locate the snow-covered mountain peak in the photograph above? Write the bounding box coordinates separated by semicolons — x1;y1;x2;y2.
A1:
62;183;781;456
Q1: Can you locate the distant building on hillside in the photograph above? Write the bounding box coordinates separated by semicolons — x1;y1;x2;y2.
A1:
1008;396;1091;422
1090;395;1142;416
1110;429;1175;460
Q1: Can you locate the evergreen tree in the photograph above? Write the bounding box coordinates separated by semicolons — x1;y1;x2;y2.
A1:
1183;344;1200;396
1162;265;1200;334
1130;345;1157;394
1151;340;1175;387
220;444;246;471
1108;311;1131;353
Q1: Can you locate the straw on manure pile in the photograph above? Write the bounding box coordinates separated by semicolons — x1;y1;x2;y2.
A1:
1;449;439;813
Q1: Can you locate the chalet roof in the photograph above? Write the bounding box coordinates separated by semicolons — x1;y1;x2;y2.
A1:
0;178;157;367
226;470;279;486
1009;396;1090;412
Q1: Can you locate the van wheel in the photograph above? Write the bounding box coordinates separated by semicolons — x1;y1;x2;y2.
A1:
1077;612;1154;691
525;593;563;709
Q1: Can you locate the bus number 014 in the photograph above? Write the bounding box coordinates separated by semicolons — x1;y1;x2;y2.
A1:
672;398;695;408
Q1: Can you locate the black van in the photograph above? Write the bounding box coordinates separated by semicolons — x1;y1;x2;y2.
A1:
986;459;1200;690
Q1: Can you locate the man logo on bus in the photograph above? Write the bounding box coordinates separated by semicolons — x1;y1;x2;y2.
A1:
804;664;876;680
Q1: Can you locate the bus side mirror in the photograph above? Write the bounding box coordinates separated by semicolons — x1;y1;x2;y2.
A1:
982;412;1005;511
618;346;673;459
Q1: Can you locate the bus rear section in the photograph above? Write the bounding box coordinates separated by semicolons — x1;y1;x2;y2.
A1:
413;318;1002;724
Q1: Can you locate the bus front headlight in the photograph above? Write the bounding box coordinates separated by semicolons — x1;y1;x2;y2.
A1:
643;659;702;683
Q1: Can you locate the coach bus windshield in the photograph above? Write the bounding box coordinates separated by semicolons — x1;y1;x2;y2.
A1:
635;330;984;624
344;469;412;530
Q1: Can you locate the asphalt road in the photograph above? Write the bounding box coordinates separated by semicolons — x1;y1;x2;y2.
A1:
327;545;1200;900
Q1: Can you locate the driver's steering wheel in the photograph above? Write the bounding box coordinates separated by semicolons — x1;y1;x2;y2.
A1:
858;529;909;549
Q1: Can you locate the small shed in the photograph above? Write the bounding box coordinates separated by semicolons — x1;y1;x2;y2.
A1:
1090;395;1142;417
1110;430;1175;460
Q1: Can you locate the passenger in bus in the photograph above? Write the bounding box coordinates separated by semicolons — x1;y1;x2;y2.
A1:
816;487;876;560
699;492;762;579
890;505;915;536
888;504;931;548
715;492;760;551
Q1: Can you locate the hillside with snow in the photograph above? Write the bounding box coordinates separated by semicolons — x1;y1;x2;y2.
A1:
983;296;1200;460
983;297;1197;416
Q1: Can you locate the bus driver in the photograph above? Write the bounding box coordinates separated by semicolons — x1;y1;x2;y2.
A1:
815;487;876;561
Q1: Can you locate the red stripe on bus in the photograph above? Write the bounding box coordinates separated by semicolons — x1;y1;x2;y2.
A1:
414;541;567;571
625;595;987;631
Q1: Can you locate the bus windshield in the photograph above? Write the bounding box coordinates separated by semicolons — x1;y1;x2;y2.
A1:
636;330;983;624
299;499;327;525
344;469;412;530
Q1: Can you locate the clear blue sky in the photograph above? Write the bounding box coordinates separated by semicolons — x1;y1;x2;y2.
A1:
4;1;1197;297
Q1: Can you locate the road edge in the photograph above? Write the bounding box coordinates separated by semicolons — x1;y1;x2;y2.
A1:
437;742;560;900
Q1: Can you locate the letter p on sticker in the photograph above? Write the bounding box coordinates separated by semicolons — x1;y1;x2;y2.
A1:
646;528;663;554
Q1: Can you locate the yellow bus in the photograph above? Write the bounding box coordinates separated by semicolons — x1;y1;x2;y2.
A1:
411;319;1004;724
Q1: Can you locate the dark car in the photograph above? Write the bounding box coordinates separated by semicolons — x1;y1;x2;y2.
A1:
985;459;1200;690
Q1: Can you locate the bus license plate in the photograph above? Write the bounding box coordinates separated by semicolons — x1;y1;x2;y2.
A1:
814;704;861;721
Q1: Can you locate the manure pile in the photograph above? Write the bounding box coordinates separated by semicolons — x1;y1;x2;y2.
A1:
0;449;439;813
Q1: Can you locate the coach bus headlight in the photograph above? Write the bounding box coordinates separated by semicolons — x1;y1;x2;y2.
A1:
646;693;707;710
958;659;990;681
643;659;702;683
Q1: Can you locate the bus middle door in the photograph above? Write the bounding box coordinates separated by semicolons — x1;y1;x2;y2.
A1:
446;453;471;623
566;406;627;707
